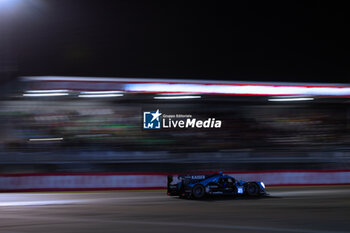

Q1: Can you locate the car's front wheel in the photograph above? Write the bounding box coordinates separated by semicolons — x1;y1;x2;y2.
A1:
246;182;259;196
192;184;205;199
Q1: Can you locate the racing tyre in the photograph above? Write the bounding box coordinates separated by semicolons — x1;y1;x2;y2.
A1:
246;182;259;197
192;184;205;199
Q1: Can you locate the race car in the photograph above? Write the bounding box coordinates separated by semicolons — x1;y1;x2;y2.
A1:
167;172;266;199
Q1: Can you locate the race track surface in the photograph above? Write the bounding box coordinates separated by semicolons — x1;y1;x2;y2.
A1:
0;186;350;233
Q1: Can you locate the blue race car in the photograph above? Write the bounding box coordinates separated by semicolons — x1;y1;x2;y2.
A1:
167;172;266;199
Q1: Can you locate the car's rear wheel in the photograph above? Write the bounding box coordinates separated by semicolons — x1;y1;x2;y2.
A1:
246;182;259;196
192;184;205;199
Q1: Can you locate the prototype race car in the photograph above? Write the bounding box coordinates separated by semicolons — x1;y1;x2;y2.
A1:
167;172;266;199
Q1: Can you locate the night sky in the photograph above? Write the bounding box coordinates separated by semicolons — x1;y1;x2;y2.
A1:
0;1;349;83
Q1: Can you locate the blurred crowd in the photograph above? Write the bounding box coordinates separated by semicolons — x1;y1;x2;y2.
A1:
0;98;348;153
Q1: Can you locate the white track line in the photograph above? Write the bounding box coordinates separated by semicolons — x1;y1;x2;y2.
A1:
0;200;89;206
0;195;169;206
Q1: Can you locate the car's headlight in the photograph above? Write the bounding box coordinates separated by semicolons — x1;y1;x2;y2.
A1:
260;182;265;189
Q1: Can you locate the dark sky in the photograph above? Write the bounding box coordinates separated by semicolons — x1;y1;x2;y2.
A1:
1;1;349;83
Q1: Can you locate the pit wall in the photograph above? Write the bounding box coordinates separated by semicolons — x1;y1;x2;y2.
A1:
0;170;349;192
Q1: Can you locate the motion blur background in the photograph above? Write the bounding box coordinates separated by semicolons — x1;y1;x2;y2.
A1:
2;77;350;175
0;0;350;174
2;2;350;233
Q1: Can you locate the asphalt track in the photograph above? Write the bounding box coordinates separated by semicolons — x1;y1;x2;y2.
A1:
0;187;350;233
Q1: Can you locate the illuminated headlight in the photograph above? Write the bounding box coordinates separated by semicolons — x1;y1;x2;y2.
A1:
260;182;265;189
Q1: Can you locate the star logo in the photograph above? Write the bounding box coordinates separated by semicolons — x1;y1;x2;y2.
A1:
150;109;162;122
143;109;162;129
